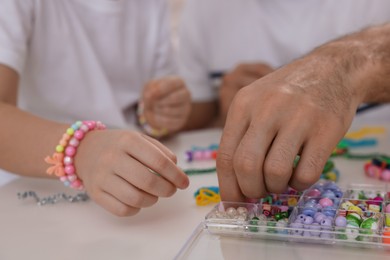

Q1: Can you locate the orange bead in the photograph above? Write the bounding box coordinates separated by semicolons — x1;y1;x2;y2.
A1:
383;227;390;244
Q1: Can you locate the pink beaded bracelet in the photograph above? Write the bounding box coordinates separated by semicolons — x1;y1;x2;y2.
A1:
137;101;168;138
44;120;106;190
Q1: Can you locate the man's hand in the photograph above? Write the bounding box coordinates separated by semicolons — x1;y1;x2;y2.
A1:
217;54;362;202
219;63;273;124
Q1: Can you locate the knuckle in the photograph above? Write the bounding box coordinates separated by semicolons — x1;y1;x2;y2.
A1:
154;155;169;170
234;152;258;177
216;150;233;171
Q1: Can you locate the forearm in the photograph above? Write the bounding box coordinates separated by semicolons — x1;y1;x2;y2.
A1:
305;23;390;104
183;101;218;130
0;102;67;177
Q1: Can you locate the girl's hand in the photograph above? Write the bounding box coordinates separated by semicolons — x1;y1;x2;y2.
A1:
141;76;192;133
75;129;189;217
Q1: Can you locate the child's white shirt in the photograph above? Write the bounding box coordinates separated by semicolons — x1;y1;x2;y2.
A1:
0;0;176;128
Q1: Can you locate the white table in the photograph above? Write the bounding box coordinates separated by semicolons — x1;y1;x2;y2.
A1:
0;108;389;260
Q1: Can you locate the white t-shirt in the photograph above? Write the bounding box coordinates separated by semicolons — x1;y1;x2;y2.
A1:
0;0;175;128
178;0;390;103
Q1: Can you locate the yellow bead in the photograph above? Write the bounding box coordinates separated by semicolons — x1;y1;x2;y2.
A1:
55;145;64;153
66;128;74;135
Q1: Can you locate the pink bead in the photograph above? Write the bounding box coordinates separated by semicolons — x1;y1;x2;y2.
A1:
193;151;203;160
60;176;68;182
65;146;76;156
74;130;84;140
306;189;322;197
319;198;333;207
203;150;213;159
85;121;96;130
381;170;390;181
386;204;390;213
67;174;77;182
69;137;80;147
63;156;73;165
71;179;82;188
64;165;75;175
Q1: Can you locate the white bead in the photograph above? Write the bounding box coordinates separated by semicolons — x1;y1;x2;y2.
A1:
69;138;79;147
80;124;89;132
63;156;73;165
226;207;238;218
237;207;248;215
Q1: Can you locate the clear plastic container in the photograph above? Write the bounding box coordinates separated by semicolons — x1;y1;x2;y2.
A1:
176;181;390;259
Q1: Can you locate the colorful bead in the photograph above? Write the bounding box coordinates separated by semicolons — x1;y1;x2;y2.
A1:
45;120;106;190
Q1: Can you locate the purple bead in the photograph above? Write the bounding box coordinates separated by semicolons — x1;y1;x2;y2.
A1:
295;214;306;223
303;231;312;237
290;222;304;236
322;206;336;217
309;223;321;236
185;151;193;162
303;216;314;225
314;212;326;223
320;217;333;230
335;216;347;227
302;207;316;217
321;190;336;200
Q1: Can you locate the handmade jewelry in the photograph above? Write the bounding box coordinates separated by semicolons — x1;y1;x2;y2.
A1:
44;120;106;190
137;101;168;138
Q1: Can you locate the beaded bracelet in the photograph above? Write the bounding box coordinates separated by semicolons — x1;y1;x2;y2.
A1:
137;101;168;138
364;156;390;181
44;121;106;190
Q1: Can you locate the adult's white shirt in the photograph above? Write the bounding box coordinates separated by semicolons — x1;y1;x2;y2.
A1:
178;0;390;107
0;0;175;128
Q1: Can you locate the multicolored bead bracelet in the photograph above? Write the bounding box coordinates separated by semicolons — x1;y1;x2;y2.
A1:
364;156;390;181
137;101;168;138
44;120;106;190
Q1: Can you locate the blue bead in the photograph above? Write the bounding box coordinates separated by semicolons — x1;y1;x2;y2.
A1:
302;207;317;217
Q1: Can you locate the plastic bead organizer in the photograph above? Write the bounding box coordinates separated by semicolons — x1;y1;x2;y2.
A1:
203;181;390;249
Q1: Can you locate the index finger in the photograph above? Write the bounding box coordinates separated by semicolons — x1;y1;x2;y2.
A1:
122;133;189;190
216;98;249;202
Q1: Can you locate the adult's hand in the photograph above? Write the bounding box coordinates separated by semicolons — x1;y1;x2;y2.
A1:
217;52;364;202
219;63;273;124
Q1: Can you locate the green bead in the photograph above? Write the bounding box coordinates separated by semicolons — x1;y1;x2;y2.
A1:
274;213;282;221
249;217;259;232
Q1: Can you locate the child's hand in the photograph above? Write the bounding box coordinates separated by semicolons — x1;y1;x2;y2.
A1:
74;129;189;217
141;76;191;133
219;63;273;124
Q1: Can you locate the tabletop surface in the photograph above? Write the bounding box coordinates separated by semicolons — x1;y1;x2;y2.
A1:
0;106;389;260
